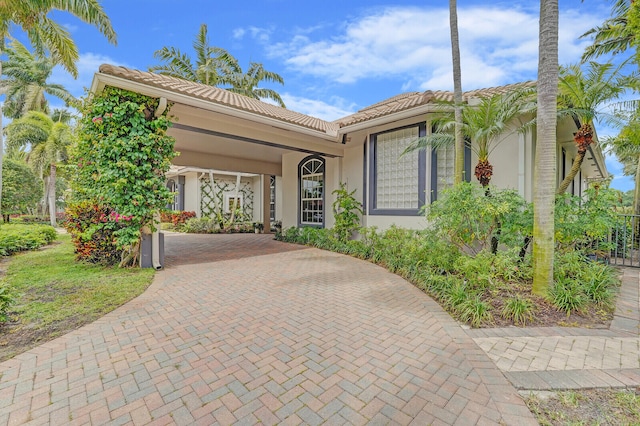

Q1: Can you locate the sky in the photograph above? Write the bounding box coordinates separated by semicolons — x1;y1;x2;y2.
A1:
21;0;633;191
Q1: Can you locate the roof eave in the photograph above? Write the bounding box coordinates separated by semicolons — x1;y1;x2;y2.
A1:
90;72;340;142
337;103;446;135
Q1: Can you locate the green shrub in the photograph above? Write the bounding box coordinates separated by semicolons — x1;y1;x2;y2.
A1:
551;277;587;315
427;182;531;254
459;296;493;327
0;283;15;324
0;224;57;256
64;201;122;265
181;217;221;233
332;182;363;242
581;262;618;307
502;296;535;325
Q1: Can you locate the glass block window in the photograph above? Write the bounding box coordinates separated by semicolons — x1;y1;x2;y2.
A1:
435;144;455;195
299;157;324;226
375;126;420;210
269;175;276;221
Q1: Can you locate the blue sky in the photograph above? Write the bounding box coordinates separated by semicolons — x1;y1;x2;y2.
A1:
33;0;632;190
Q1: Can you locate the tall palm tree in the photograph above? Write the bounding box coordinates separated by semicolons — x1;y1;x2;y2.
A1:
1;38;77;119
226;62;286;108
581;0;632;62
556;61;632;194
0;0;116;220
604;115;640;215
449;0;465;183
532;0;559;296
150;24;240;86
5;111;73;226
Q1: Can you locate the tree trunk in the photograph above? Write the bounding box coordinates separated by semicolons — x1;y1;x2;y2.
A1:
48;163;57;227
449;0;465;184
633;155;640;216
532;0;558;296
556;123;593;195
0;57;4;225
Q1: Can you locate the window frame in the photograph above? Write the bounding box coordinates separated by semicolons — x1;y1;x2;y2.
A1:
298;155;325;227
368;123;427;216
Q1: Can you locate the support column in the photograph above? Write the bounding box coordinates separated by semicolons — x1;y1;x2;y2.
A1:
262;174;271;234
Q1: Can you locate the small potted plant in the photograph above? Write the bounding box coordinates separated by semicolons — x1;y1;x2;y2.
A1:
253;222;264;233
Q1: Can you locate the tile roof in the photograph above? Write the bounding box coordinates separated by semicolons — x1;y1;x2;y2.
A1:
98;64;340;135
98;64;534;133
334;81;535;128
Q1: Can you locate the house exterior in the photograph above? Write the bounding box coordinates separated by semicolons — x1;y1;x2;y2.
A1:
90;64;608;232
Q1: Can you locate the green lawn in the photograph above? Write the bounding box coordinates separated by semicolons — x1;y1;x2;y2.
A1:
0;233;155;361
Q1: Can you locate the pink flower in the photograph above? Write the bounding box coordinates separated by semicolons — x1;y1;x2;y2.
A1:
92;116;103;124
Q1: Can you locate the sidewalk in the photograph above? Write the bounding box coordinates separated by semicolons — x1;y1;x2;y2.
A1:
469;267;640;391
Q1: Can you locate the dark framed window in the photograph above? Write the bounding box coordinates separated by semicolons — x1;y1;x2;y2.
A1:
430;138;471;201
369;123;427;215
299;156;325;227
269;175;276;221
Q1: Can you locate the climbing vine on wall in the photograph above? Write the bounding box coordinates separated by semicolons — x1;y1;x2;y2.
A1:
199;176;254;220
70;86;177;266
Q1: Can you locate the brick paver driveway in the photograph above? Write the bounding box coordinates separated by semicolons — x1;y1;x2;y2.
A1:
0;233;536;425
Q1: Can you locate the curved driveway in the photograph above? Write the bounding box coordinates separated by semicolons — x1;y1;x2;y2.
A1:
0;233;536;425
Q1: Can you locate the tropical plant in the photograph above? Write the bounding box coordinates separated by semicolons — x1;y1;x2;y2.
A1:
226;61;286;108
581;0;632;62
1;158;42;221
5;111;73;226
332;182;363;242
0;38;76;119
0;0;116;221
149;23;238;86
72;87;176;267
556;61;633;194
404;89;534;187
604;115;640;215
532;0;559;296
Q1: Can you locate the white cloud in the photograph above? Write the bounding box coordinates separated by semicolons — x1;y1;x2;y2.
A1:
232;28;246;40
280;94;356;121
51;53;131;98
268;5;606;90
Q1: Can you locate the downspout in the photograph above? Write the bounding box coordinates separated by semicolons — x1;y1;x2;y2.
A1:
151;212;162;270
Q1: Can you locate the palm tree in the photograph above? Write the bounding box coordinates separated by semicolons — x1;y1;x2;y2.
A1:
556;61;632;194
151;24;286;107
5;111;73;226
226;62;286;108
0;0;116;220
404;89;535;188
604;115;640;215
532;0;559;296
449;0;465;183
150;23;240;86
581;0;632;61
1;38;77;119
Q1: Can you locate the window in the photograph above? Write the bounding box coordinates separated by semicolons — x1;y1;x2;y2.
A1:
224;193;243;213
430;137;471;201
270;175;276;221
299;156;324;226
369;124;426;215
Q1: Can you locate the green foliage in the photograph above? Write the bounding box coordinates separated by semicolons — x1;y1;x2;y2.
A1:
63;201;123;265
555;186;619;254
0;283;16;324
551;277;588;315
502;296;535;325
179;217;255;234
1;159;42;216
458;295;493;328
427;182;531;254
332;182;363;242
71;87;177;266
0;224;57;256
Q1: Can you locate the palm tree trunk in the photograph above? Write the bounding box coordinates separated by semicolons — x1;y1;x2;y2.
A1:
633;155;640;216
449;0;465;184
532;0;558;296
556;150;586;195
0;56;4;225
49;163;57;227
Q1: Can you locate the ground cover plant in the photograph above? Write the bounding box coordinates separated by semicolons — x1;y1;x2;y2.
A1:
525;389;640;425
0;234;154;362
277;182;622;328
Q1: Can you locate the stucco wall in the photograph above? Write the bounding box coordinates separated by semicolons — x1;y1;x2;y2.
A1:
183;172;200;216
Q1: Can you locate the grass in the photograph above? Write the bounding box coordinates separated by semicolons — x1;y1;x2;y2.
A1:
0;233;155;361
525;389;640;425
